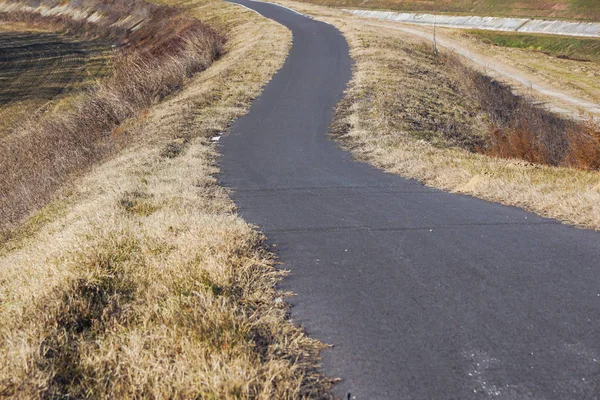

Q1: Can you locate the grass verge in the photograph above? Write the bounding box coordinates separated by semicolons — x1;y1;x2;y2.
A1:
1;0;334;397
269;0;600;230
465;30;600;62
294;0;600;21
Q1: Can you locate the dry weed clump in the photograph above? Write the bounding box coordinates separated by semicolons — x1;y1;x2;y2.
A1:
0;0;224;233
565;120;600;170
456;61;600;169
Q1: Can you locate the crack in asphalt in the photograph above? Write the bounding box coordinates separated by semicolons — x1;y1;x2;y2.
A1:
265;220;562;235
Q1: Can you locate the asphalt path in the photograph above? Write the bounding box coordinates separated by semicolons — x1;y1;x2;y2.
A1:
220;1;600;398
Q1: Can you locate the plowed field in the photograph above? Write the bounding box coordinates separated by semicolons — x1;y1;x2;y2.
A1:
0;28;109;136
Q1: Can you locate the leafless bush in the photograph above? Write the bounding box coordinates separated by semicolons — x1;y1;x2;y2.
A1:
565;120;600;170
446;53;600;169
0;0;224;232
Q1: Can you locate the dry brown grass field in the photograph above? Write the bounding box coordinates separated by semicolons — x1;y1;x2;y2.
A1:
0;0;334;397
268;0;600;230
0;24;111;137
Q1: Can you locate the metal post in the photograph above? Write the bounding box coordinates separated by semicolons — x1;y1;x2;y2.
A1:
433;13;438;56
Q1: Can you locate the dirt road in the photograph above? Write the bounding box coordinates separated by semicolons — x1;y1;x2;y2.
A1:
359;19;600;119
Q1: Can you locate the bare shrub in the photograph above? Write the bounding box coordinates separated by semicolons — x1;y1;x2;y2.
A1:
565;120;600;170
0;0;225;232
446;53;600;169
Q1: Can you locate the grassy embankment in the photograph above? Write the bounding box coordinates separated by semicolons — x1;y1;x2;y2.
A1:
0;0;334;398
465;30;600;62
295;0;600;20
271;0;600;229
0;0;224;233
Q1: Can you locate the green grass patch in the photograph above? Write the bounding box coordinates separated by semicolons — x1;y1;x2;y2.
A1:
467;30;600;62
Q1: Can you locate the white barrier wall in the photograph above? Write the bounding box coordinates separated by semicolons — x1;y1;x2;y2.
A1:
346;9;600;38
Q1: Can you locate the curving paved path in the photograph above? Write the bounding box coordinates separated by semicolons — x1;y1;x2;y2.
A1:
221;1;600;398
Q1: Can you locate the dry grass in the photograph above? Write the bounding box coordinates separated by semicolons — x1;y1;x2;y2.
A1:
0;0;224;234
0;0;333;397
445;55;600;169
340;32;490;152
268;0;600;230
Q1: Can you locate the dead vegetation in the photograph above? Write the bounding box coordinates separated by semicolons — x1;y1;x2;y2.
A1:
447;55;600;169
2;219;328;398
1;0;332;398
0;0;224;234
332;33;489;151
332;34;600;171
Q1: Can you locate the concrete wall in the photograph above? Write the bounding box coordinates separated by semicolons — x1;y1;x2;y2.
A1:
346;10;600;38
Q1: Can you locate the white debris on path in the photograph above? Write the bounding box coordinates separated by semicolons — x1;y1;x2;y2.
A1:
345;9;600;38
